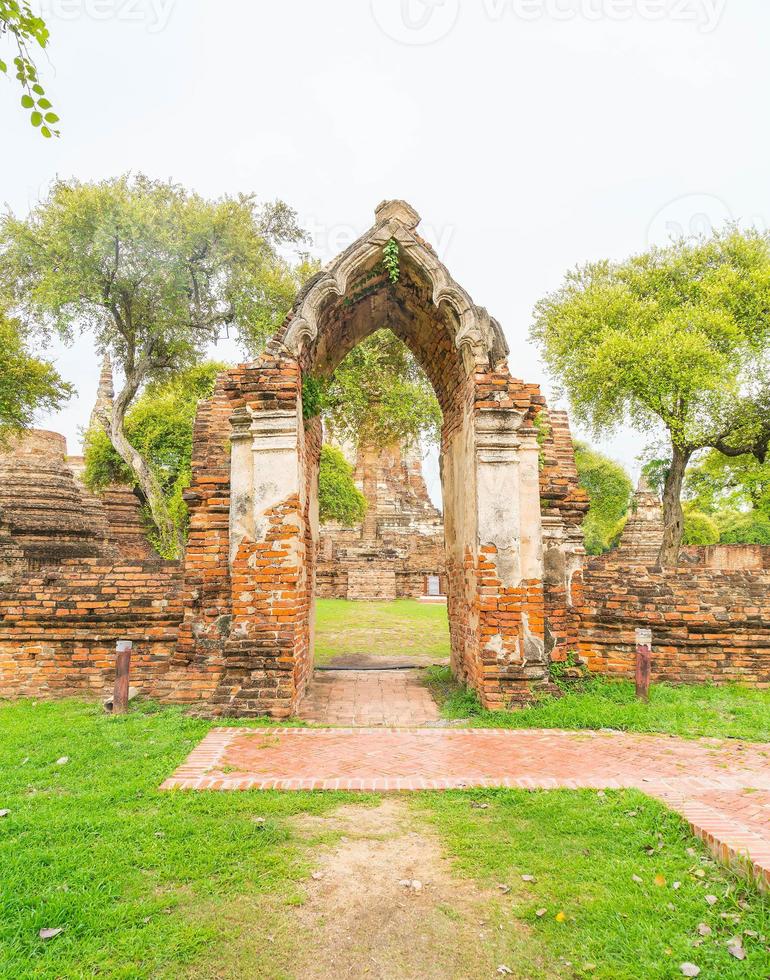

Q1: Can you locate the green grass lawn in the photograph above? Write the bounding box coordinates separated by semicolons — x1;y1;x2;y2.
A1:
1;699;769;978
425;668;770;742
418;789;770;979
0;699;376;979
314;597;450;665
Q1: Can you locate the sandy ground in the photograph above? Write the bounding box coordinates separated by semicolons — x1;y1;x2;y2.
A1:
289;799;555;980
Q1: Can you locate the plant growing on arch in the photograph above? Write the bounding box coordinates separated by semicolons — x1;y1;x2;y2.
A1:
0;175;309;557
532;228;770;566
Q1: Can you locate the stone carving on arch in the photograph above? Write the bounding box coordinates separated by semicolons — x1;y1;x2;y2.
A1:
280;199;509;373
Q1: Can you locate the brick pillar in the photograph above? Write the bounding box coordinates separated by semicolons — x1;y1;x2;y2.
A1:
214;403;308;718
474;409;547;707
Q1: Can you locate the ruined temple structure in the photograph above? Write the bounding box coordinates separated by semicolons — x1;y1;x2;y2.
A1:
2;200;766;715
175;200;589;716
0;201;591;713
616;476;770;572
316;440;446;600
615;475;666;565
0;429;154;584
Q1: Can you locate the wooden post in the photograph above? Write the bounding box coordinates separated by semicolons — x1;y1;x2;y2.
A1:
112;640;133;715
635;628;652;701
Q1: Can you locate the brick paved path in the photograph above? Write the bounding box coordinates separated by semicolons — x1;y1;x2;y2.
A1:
297;669;440;726
162;727;770;888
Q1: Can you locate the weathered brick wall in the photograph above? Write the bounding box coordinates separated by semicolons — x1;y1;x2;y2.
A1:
0;558;210;701
538;410;589;665
579;560;770;686
176;354;311;717
680;544;770;571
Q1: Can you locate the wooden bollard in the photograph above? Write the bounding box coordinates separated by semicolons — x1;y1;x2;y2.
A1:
635;628;652;702
112;640;133;715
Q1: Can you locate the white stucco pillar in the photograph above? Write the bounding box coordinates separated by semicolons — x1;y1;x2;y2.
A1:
228;407;303;565
474;408;523;586
517;433;544;582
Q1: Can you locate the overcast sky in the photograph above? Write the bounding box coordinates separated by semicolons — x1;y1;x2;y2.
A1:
3;0;769;504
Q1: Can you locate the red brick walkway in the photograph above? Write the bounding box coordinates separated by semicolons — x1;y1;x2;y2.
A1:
297;669;440;726
162;727;770;889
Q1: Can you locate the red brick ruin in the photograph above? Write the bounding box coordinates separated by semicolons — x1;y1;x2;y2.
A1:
1;201;768;712
316;441;446;601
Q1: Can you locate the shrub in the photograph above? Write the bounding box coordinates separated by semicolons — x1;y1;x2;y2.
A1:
682;510;720;546
718;510;770;545
318;445;367;526
574;442;633;554
83;361;225;557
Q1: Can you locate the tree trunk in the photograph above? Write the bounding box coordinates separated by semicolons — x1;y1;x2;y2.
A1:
109;391;185;559
657;445;691;568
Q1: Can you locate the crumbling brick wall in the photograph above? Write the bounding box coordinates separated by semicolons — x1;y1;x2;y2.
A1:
579;559;770;686
0;558;210;701
538;409;589;664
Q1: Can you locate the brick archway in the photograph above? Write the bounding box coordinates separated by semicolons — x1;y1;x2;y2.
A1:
176;202;588;717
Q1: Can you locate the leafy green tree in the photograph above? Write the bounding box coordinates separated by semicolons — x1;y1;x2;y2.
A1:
312;329;442;449
717;510;770;545
573;441;633;554
1;1;59;136
0;309;71;444
83;362;225;557
532;229;770;566
317;445;367;526
1;175;308;556
685;449;770;516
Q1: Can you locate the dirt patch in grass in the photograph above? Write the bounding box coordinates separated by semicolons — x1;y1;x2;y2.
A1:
288;798;560;980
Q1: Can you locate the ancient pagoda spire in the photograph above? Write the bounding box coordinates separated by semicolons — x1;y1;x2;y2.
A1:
89;353;114;431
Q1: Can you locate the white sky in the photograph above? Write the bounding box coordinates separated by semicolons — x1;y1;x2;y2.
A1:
3;0;770;506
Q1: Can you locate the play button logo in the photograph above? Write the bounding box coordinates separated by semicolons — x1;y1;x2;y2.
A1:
371;0;460;45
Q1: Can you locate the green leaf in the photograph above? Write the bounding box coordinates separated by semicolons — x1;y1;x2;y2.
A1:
32;83;44;95
0;61;7;74
40;126;52;139
44;112;59;124
21;94;34;109
37;98;52;109
30;111;42;127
